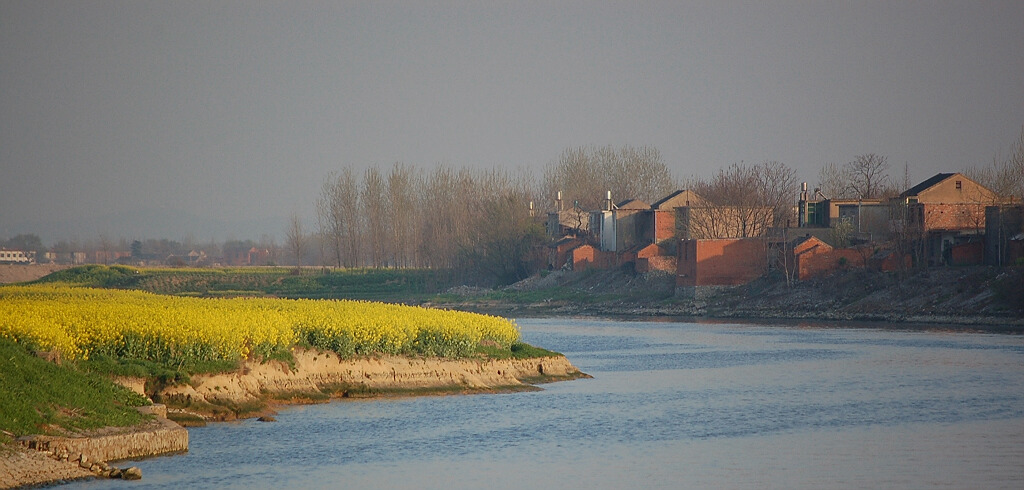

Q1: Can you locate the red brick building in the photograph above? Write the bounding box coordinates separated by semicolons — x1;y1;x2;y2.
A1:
568;244;614;271
898;173;1002;265
787;236;868;280
640;190;705;244
676;238;767;297
634;243;675;273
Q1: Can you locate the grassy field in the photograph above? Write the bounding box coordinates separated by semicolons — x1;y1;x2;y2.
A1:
35;264;459;301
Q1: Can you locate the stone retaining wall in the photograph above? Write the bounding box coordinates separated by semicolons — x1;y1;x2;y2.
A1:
19;405;188;464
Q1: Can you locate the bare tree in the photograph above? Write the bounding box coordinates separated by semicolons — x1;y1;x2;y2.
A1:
97;233;112;265
817;162;851;199
828;218;854;248
688;161;793;238
542;145;676;210
362;166;389;268
316;172;343;268
758;160;798;227
387;162;420;268
845;154;890;199
316;169;362;268
419;165;460;269
286;213;307;274
966;126;1024;202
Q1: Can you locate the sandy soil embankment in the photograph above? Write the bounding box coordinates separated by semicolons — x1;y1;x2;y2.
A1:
152;349;586;420
0;264;69;284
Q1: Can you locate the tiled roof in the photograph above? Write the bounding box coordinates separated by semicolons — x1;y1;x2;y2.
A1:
900;173;956;198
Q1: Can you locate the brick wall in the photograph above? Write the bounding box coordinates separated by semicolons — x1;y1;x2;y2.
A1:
873;252;912;272
637;255;677;273
915;203;987;232
570;244;614;271
676;238;767;287
796;248;866;280
951;242;984;266
653;210;676;242
636;243;667;259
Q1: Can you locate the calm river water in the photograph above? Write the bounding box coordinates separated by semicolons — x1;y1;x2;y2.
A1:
72;318;1024;489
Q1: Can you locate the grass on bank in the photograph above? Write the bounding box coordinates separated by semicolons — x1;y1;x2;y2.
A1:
0;337;149;440
30;264;677;309
475;341;561;360
34;264;457;302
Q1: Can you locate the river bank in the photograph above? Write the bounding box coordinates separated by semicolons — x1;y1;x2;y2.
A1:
433;266;1024;332
148;349;588;423
1;405;183;489
2;350;586;488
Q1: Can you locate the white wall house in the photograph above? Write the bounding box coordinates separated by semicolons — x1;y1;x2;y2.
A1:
0;249;34;264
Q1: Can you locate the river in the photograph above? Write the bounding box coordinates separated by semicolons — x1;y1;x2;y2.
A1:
70;318;1024;489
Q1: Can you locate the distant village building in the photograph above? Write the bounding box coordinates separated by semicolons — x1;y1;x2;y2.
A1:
787;235;867;280
543;172;1015;294
44;251;87;265
896;172;1003;265
247;247;272;266
0;249;34;264
641;190;704;245
796;183;889;241
984;204;1024;266
589;196;650;253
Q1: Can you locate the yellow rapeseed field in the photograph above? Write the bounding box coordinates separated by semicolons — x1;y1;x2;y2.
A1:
0;284;519;363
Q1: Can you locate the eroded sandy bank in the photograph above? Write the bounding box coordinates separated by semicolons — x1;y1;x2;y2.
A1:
4;351;585;487
149;349;587;419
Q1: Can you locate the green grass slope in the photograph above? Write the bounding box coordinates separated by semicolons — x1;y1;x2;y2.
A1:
0;338;149;441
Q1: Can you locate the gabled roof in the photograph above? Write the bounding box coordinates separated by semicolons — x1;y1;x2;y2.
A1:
900;173;957;198
615;199;650;210
789;234;830;252
651;190;704;209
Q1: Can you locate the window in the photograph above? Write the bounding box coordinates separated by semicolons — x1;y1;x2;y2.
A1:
956;180;962;190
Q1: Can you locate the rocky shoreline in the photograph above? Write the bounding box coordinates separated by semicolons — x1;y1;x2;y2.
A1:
1;405;185;489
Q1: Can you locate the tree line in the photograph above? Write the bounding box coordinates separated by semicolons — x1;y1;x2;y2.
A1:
313;146;685;283
311;145;804;283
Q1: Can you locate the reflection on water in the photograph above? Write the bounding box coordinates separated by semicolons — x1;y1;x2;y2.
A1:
71;319;1024;489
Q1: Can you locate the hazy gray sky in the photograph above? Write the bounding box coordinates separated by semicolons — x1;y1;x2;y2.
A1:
2;1;1022;243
